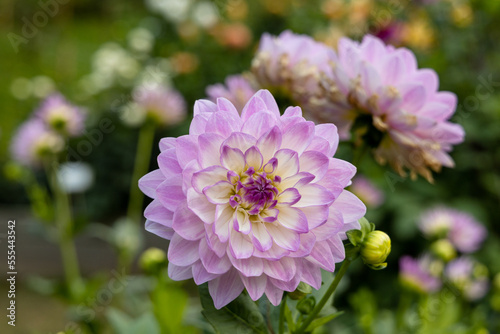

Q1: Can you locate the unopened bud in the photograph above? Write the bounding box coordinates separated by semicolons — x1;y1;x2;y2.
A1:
140;247;167;274
288;282;312;300
360;231;391;270
431;239;456;262
296;296;316;314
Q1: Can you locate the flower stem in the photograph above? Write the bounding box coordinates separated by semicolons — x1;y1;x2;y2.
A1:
46;160;83;300
127;122;156;223
279;296;287;334
294;259;351;334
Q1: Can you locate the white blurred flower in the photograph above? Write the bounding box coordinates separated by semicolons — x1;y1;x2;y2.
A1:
57;162;94;194
10;77;33;100
120;102;147;127
31;76;56;98
146;0;192;23
192;1;219;28
128;27;155;54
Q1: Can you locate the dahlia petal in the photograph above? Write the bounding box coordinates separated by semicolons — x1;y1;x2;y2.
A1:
220;146;246;172
240;275;267;301
278;188;301;205
281;121;315;155
313;123;339;156
288;232;316;258
156;180;185;212
283;106;302;117
234;209;252;234
326;158;357;188
295;184;335;207
253;243;290;260
274;149;300;179
168;233;200;266
265;280;284;306
159;137;176;151
158;149;182;177
299;151;329;182
229;230;254;259
208;269;245;309
401;83;426;113
263;257;296;281
361;63;381;96
216;97;239;116
175;135;199;168
418;102;454;121
187;188;216;224
138;169;164;198
242;111;279;139
229;254;264;277
189;114;209;135
430;122;465;144
203;180;233;205
253;89;280;116
266;224;300;251
298;260;322;290
206;111;243;137
280;172;315;189
299;205;329;229
241;94;268;121
307;241;335;271
168;263;193;280
413;69;438;96
194;99;217;115
251;223;273;252
192;165;228;193
269;275;300;292
198;133;225;168
313;210;343;241
330;190;366;223
256;126;282;163
199;238;232;274
277;206;308;233
381;53;404;85
222;132;257;152
328;235;346;262
433;91;457;112
192;261;220;285
172;202;205;240
145;220;174;239
205;228;227;257
145;199;173;226
214;205;234;242
244;146;264;170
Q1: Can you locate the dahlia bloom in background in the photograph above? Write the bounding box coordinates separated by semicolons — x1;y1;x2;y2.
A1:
349;175;384;208
251;30;334;105
139;89;366;308
10;119;64;167
309;35;465;181
445;257;489;301
206;74;258;112
121;85;186;127
418;207;487;253
399;255;442;294
35;93;86;137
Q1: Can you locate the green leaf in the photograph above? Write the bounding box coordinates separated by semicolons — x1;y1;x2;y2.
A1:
284;301;295;332
305;311;344;332
346;230;363;246
152;282;188;334
199;283;270;334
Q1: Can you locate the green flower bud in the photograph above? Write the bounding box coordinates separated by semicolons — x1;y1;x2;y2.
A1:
360;230;391;270
288;282;313;300
296;296;316;315
140;247;167;274
430;239;456;262
494;273;500;291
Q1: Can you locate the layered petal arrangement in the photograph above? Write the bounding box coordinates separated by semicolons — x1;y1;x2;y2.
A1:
251;30;334;105
35;93;86;137
206;74;258;112
139;89;366;308
308;35;464;181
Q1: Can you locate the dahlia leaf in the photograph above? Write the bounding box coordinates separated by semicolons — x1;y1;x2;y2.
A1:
305;311;344;332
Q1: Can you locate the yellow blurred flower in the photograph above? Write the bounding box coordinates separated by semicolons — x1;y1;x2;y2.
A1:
451;3;473;27
401;15;435;51
170;52;199;74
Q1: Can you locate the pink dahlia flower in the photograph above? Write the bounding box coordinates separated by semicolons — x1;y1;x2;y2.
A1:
35;93;86;137
310;35;464;182
399;255;442;294
206;75;258;112
418;207;486;253
445;257;489;301
349;175;384;208
139;90;366;308
251;30;334;105
10;118;64;167
125;85;186;127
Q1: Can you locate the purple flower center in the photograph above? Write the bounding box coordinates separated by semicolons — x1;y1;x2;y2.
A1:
237;170;279;215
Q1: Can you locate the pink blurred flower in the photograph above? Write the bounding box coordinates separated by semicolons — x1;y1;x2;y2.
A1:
125;85;186;127
139;89;366;308
399;255;442;293
206;75;258;112
445;257;489;301
35;93;86;137
251;30;334;105
349;176;384;208
419;207;486;253
10;119;64;167
311;35;464;182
